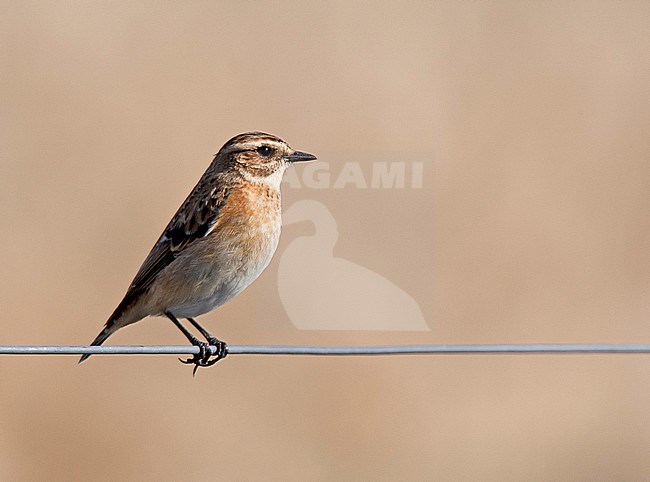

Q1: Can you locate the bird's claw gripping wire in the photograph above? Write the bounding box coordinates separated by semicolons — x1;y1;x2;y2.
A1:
204;337;228;366
179;338;228;376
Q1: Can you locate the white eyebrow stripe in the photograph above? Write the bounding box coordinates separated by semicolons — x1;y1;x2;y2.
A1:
234;140;286;151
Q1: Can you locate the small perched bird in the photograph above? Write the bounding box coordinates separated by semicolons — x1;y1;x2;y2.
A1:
80;132;316;372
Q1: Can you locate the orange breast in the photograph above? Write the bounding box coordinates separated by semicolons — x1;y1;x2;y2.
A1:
213;181;282;257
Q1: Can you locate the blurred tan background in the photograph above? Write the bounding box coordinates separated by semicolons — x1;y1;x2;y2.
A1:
1;1;650;480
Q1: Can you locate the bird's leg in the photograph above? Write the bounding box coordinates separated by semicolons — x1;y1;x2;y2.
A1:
186;317;228;366
164;312;212;373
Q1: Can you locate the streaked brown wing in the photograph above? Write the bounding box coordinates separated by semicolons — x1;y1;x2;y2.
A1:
115;182;232;312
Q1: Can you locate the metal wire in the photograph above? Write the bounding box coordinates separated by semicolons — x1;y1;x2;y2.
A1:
0;344;649;356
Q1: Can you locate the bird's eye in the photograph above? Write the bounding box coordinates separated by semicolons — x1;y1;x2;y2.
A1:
257;146;273;157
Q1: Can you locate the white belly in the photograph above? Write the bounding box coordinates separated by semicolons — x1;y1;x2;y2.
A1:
166;232;280;319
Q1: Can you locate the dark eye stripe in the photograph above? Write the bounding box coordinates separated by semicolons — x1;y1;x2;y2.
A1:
226;142;282;157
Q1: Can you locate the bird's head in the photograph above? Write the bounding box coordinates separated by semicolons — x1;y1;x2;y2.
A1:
217;131;316;187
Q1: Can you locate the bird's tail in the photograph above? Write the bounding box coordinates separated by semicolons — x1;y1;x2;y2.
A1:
79;297;146;364
78;318;119;364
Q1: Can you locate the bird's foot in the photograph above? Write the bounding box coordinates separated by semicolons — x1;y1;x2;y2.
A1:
203;337;228;367
179;337;228;375
179;339;211;376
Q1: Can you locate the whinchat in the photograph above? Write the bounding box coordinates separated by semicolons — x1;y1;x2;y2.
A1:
80;132;316;372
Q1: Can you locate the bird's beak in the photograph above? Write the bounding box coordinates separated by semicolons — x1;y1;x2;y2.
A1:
287;150;317;163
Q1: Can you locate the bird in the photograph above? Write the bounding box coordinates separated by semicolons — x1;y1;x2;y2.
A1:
80;132;317;373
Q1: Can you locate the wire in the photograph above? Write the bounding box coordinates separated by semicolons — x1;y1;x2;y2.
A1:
0;344;649;356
